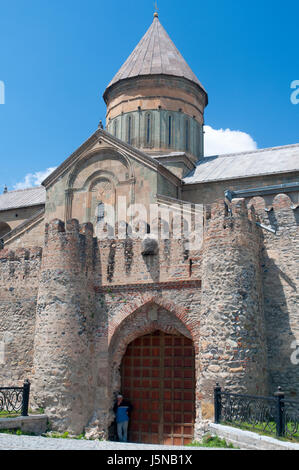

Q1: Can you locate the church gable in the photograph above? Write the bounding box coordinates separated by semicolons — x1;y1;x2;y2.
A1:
67;146;134;227
44;129;180;227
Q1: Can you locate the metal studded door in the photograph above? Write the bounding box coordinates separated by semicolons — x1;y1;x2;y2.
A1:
121;330;195;445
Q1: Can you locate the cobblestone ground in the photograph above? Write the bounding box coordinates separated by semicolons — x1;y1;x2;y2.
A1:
0;434;218;450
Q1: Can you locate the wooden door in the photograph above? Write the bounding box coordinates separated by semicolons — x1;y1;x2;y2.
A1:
121;330;195;445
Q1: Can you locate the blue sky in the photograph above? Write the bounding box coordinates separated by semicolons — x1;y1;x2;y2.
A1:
0;0;298;190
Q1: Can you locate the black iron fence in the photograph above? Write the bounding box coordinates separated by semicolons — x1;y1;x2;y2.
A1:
0;379;30;417
214;384;299;440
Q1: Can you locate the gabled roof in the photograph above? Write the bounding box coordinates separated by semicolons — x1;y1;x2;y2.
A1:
183;143;299;184
105;14;206;95
0;186;46;212
42;127;181;189
2;208;45;243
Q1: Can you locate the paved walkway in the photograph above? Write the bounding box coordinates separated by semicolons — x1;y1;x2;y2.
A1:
0;434;220;450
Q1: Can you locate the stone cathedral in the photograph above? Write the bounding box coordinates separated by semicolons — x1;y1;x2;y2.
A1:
0;13;298;445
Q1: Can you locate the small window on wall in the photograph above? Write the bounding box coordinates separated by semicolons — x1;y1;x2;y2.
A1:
96;202;105;223
146;113;151;145
185;119;189;152
127;116;132;145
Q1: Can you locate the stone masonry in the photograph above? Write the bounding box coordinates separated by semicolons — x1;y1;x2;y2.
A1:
0;12;298;445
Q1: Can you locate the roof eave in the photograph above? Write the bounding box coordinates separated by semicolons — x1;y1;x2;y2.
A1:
183;169;299;186
42;128;182;190
103;74;208;106
0;202;45;213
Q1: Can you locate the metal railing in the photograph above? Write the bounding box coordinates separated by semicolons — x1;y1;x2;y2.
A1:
0;379;30;417
214;384;299;439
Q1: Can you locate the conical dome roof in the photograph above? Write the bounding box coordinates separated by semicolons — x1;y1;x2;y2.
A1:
105;15;206;95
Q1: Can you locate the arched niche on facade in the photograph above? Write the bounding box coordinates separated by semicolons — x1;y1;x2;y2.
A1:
68;149;132;189
65;149;135;223
87;175;117;232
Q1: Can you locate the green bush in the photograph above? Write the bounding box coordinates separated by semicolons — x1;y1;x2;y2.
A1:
187;434;236;448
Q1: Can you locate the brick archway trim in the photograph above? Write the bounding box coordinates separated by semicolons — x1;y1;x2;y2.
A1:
108;293;197;346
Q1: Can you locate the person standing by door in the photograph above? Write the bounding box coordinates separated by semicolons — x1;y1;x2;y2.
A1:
113;394;133;442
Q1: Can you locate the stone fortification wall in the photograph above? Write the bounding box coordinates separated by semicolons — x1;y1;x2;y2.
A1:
32;219;97;434
0;247;42;385
199;198;268;420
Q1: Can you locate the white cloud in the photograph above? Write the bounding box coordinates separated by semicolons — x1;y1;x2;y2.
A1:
13;167;57;190
204;125;257;157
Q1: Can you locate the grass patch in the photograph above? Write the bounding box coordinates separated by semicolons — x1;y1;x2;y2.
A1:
0;428;36;436
42;431;86;440
0;408;45;419
187;434;236;449
0;411;20;419
221;421;299;443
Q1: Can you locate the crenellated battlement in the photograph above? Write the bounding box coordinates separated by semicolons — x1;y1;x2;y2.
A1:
45;218;94;237
0;247;42;281
0;247;42;263
203;198;261;251
42;218;95;272
205;197;259;223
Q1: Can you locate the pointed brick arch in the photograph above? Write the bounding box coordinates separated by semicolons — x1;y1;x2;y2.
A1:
107;297;198;444
108;294;197;346
108;296;199;414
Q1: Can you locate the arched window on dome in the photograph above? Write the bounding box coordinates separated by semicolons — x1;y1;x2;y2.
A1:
113;120;118;138
168;115;173;147
127;115;132;145
185;119;190;152
146;113;152;145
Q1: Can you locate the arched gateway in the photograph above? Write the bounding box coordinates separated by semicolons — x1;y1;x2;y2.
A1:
121;330;195;445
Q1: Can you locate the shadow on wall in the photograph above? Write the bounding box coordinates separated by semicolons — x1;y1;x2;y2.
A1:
245;195;299;398
259;198;299;398
262;254;298;397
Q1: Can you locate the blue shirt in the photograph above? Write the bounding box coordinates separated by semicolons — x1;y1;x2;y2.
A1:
116;405;129;423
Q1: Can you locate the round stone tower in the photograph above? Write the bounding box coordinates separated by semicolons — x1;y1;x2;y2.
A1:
32;219;97;434
103;13;208;163
199;198;269;420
